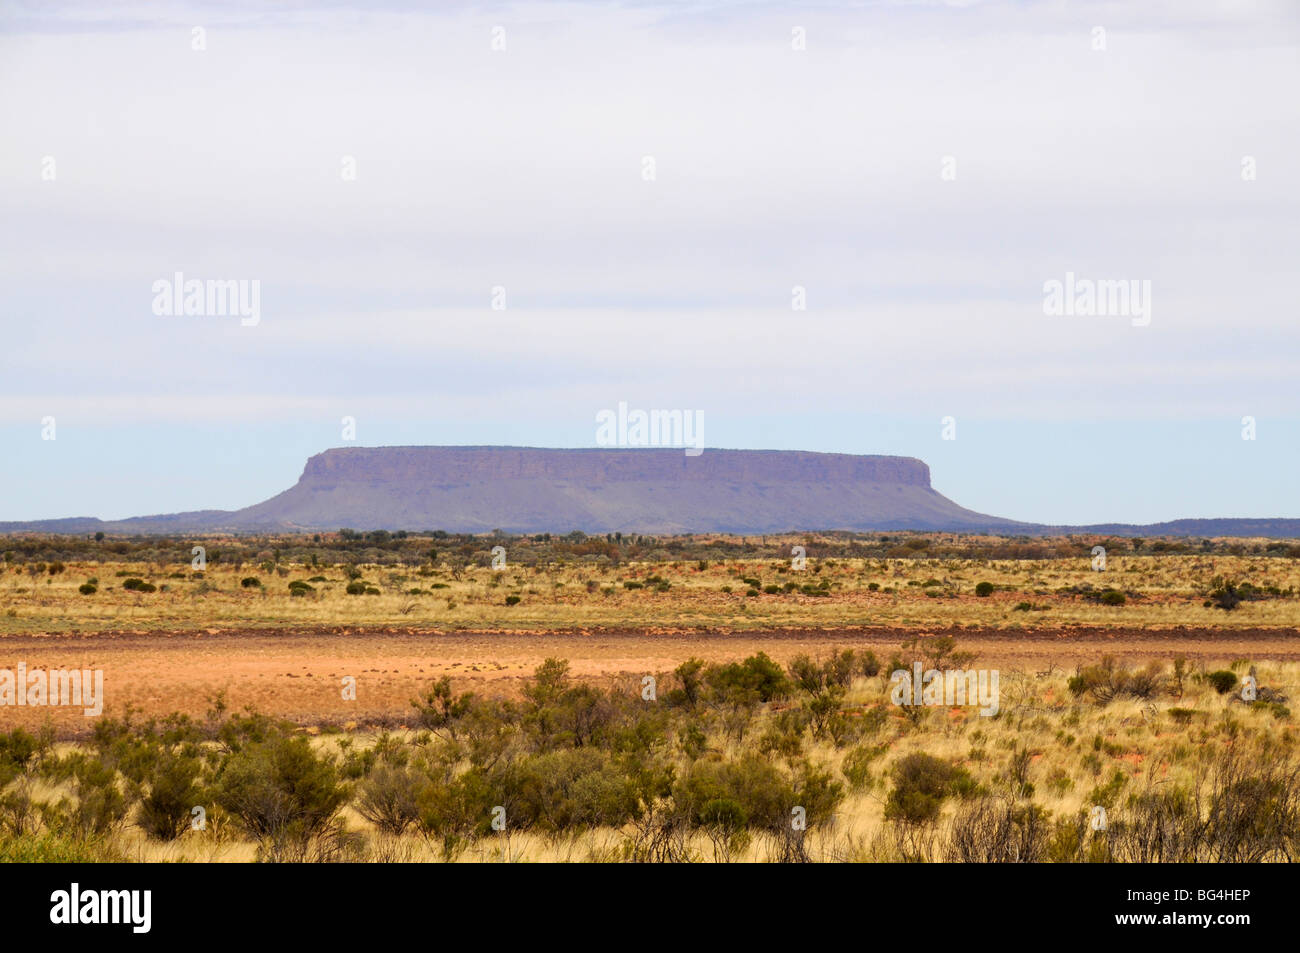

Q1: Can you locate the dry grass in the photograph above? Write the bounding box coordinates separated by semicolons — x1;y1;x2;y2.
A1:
4;540;1297;862
13;656;1294;863
3;552;1299;634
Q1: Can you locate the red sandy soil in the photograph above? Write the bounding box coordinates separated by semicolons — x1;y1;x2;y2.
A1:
2;625;1298;735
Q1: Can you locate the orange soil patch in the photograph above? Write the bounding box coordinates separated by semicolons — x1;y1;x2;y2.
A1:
1;624;1298;736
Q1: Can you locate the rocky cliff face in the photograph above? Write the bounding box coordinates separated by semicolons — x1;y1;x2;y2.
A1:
227;446;1013;534
297;446;933;488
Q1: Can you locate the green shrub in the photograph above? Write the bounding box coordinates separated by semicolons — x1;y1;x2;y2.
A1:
415;768;497;843
675;755;792;832
356;763;427;835
494;748;645;833
705;653;790;705
214;734;348;859
138;752;202;840
974;582;995;597
885;753;976;826
1206;670;1238;694
78;583;97;596
698;797;748;834
1207;578;1241;611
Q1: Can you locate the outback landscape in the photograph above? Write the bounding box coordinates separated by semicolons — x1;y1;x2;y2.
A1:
1;526;1297;863
4;0;1298;899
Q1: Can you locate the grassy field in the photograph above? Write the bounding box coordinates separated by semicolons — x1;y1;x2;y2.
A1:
3;535;1300;634
1;532;1297;862
0;651;1294;863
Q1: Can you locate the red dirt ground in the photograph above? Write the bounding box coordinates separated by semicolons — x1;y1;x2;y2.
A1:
2;624;1298;735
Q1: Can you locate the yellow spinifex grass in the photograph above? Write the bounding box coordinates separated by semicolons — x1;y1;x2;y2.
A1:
22;659;1296;863
3;552;1299;634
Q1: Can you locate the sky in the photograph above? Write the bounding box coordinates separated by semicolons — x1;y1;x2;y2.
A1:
1;0;1298;525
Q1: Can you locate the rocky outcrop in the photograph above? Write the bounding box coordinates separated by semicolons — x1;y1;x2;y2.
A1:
296;446;932;488
226;446;1016;534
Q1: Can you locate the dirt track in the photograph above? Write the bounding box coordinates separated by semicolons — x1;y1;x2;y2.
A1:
2;625;1298;735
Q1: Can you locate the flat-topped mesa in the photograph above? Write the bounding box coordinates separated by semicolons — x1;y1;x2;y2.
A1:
1;446;1029;535
5;445;1299;535
7;446;1300;536
233;444;997;534
299;446;933;488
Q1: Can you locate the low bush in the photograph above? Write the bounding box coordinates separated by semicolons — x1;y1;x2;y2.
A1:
1206;670;1239;694
1068;656;1166;702
885;753;977;826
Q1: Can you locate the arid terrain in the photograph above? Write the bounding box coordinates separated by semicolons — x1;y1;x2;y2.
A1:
1;532;1297;863
2;531;1298;730
2;626;1300;734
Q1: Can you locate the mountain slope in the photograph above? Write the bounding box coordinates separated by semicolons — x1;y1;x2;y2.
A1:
0;446;1021;535
4;446;1298;537
229;446;1023;534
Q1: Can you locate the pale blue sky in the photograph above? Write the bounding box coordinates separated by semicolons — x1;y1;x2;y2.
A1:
2;1;1298;524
